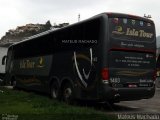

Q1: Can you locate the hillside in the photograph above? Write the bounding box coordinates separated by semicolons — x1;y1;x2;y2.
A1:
0;21;69;46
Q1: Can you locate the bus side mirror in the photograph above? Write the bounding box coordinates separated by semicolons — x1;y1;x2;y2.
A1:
2;55;7;65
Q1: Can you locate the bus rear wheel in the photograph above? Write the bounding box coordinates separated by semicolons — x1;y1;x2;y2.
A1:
62;82;74;104
51;81;60;100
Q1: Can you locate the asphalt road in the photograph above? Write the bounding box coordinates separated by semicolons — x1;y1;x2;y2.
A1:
100;88;160;114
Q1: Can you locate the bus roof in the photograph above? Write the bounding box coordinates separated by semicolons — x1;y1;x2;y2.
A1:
9;12;154;49
94;12;154;23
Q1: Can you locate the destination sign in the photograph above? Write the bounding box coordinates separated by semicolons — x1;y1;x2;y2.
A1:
109;18;156;50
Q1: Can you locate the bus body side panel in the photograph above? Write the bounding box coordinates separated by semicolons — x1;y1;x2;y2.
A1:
50;43;101;100
48;16;106;100
12;55;53;92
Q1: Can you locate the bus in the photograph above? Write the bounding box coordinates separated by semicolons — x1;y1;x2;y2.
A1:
4;12;156;103
156;54;160;87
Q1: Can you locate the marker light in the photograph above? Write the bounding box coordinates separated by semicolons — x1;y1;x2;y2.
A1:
101;68;109;83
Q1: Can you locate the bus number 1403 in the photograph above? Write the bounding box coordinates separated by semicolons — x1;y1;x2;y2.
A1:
110;77;121;83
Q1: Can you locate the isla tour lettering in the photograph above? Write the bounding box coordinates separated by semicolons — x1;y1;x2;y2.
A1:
126;28;138;36
20;60;35;69
139;30;153;38
126;28;153;38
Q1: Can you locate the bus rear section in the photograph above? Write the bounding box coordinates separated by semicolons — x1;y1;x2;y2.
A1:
102;15;156;101
156;55;160;88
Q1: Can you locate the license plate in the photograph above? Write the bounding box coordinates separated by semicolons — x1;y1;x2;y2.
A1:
128;84;137;88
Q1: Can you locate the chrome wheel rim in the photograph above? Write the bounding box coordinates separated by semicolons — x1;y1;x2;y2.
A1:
64;88;72;99
52;88;58;98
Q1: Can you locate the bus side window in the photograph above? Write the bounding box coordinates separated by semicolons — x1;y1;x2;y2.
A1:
2;55;7;65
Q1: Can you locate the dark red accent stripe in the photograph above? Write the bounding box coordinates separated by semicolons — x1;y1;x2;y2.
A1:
109;47;155;53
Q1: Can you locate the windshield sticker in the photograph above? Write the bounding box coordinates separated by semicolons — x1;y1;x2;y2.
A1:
112;26;125;35
131;20;136;25
147;23;151;27
123;18;127;24
140;21;144;26
113;18;119;24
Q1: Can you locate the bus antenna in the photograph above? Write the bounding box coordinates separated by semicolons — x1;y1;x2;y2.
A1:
144;14;152;19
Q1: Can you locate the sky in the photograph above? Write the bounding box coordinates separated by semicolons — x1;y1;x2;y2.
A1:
0;0;160;38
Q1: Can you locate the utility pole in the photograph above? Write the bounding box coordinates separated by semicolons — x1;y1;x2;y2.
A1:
144;14;152;19
78;14;80;22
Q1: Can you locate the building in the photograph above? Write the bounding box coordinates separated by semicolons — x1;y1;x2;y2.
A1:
0;44;10;81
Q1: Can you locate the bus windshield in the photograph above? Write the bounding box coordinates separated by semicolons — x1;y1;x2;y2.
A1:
109;17;156;51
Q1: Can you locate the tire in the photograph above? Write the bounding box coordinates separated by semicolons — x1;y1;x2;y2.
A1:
156;77;160;88
62;82;74;104
12;80;17;89
50;81;60;100
104;101;115;110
